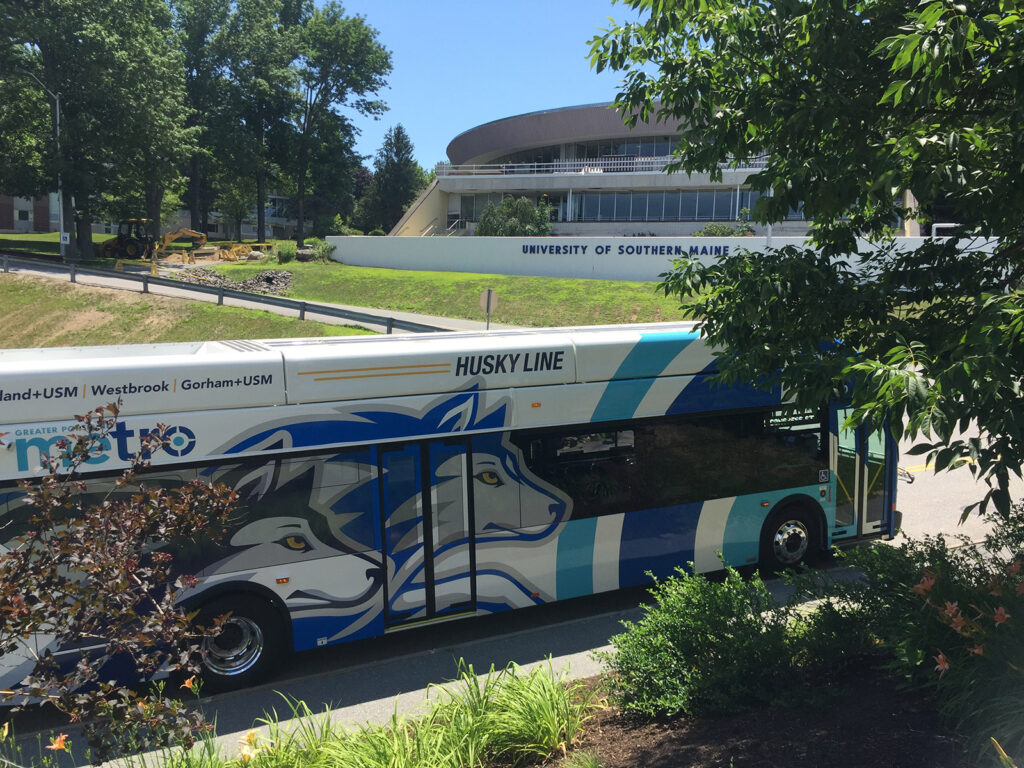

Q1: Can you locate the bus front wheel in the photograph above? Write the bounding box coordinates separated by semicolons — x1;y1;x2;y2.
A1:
195;595;286;692
760;506;819;572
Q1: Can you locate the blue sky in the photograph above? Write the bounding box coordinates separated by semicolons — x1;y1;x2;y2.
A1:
335;0;642;170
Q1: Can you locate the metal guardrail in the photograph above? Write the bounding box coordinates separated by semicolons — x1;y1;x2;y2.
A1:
0;254;447;334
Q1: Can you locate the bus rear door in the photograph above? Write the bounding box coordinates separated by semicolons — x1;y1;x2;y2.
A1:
834;408;897;540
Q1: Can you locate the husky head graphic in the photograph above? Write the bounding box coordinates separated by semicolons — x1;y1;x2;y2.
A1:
199;388;573;641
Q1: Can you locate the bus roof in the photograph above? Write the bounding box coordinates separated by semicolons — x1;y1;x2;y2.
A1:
0;323;711;424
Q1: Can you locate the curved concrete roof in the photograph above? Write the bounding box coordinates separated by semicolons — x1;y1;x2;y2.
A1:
446;103;677;166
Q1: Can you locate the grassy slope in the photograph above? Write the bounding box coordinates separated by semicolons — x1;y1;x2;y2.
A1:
0;274;371;349
211;260;694;327
2;233;696;326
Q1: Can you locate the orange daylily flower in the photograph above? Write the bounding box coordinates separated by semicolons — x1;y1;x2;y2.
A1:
180;675;197;692
46;733;69;752
934;651;950;676
912;574;936;595
993;606;1011;626
942;601;959;618
969;645;985;656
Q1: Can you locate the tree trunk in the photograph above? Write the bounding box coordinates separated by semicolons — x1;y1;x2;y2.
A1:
145;183;164;236
188;153;202;230
295;136;308;247
256;169;266;243
62;194;77;261
75;211;93;259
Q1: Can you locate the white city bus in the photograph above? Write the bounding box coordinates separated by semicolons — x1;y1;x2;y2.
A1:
0;323;896;690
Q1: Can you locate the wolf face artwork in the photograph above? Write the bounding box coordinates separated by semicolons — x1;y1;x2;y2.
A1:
196;388;573;650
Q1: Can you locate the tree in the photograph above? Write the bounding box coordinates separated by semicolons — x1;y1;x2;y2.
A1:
3;0;195;256
173;0;232;234
0;404;236;763
290;0;390;246
590;0;1024;517
354;124;427;233
475;196;554;237
223;0;303;242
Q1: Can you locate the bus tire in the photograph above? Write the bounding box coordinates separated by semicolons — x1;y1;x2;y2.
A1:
760;505;819;572
194;594;286;693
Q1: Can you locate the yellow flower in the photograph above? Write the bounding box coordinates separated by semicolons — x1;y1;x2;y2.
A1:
0;722;8;741
239;729;261;748
238;744;258;763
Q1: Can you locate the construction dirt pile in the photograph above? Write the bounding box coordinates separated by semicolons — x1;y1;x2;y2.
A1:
176;268;293;295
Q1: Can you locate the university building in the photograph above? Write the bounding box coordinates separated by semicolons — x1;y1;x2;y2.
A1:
394;103;818;238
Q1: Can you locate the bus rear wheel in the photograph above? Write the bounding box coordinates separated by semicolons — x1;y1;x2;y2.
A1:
760;506;819;572
194;595;286;693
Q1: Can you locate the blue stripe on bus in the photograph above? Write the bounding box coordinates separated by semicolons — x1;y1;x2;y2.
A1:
617;502;701;586
591;332;696;422
666;373;782;416
555;516;598;599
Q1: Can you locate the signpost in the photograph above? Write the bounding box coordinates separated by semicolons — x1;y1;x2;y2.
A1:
479;289;497;330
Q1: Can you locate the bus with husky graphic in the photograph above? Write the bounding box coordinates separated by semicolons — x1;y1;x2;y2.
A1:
0;323;897;691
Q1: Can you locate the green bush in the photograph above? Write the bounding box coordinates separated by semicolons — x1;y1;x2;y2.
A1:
276;241;296;264
368;228;386;236
312;240;336;263
600;565;796;717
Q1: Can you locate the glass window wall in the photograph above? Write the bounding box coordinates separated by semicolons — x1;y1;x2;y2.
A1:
462;188;785;224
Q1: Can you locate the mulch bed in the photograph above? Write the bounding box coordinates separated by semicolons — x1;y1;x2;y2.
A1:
176;267;293;295
568;667;973;768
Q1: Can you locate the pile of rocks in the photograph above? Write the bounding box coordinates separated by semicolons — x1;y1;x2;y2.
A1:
177;267;293;295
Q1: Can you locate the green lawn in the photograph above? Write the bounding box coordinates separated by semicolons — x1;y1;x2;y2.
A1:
209;259;694;327
0;231;61;256
0;274;371;348
2;233;697;326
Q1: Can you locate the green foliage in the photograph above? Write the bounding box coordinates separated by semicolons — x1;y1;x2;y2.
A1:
276;241;297;263
314;214;361;236
161;660;596;768
4;0;198;257
475;196;554;237
353;125;429;233
592;0;1024;519
289;0;391;244
0;407;236;763
689;216;755;237
368;228;385;236
601;565;796;717
783;515;1024;763
484;663;593;764
311;240;336;263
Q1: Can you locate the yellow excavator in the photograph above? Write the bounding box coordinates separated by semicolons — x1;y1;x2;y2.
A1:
99;218;159;260
154;227;218;262
99;220;216;262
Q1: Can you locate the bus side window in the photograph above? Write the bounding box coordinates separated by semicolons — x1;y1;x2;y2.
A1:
518;428;637;520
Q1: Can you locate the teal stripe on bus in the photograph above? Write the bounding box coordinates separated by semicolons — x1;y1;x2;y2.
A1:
591;332;696;422
556;517;599;599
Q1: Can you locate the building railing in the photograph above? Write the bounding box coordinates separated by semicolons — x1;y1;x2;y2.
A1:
435;154;769;177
